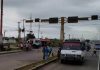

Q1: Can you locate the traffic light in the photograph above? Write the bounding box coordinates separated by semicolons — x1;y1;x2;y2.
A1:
49;17;58;23
91;15;98;20
27;33;35;40
41;19;49;22
25;20;33;23
22;28;25;32
67;16;78;23
35;18;40;22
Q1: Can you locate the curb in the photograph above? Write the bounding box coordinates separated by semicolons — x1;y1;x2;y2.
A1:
15;56;58;70
0;50;22;55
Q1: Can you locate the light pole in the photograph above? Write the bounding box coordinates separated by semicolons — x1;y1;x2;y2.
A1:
18;22;21;43
0;0;3;43
38;20;40;39
60;17;65;43
22;19;26;42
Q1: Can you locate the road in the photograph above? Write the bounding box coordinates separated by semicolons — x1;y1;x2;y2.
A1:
0;47;58;70
38;53;99;70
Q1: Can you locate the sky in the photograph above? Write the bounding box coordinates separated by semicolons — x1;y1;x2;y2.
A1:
1;0;100;40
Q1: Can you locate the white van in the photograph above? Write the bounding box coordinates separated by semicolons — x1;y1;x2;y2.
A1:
60;41;86;64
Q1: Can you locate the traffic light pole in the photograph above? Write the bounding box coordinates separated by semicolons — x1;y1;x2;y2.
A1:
38;21;40;39
60;17;65;43
18;22;21;43
23;19;26;42
0;0;3;50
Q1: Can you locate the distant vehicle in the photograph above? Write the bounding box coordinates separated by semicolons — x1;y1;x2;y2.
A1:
60;41;86;64
95;44;100;50
40;38;50;47
27;39;41;49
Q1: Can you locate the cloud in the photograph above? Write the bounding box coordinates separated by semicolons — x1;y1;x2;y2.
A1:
2;0;100;39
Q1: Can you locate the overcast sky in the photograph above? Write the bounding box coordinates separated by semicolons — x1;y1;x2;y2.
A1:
1;0;100;40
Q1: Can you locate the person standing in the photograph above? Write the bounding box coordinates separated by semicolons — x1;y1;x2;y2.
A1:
47;43;53;57
90;43;97;56
57;43;62;59
42;44;49;60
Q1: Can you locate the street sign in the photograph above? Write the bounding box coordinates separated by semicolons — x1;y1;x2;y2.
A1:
49;17;58;23
68;16;78;23
25;20;33;23
91;15;98;20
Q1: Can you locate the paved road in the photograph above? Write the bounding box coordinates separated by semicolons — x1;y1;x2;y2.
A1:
0;47;58;70
39;54;99;70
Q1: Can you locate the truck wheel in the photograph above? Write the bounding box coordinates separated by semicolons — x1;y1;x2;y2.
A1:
61;59;64;63
80;57;84;65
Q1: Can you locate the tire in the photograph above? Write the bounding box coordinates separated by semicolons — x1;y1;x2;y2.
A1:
80;57;84;65
61;59;64;63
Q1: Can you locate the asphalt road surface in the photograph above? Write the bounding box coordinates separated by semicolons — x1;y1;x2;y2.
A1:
0;47;58;70
38;53;99;70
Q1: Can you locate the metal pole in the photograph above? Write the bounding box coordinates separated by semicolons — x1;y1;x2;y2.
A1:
23;19;25;42
38;21;40;39
30;14;32;31
69;34;70;39
18;22;21;43
60;17;65;43
0;0;3;44
4;30;6;38
0;0;3;35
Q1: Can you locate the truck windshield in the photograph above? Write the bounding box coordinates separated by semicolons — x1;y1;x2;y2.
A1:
62;46;81;50
62;42;81;50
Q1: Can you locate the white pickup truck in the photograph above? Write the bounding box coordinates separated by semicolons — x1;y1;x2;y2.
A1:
60;41;86;64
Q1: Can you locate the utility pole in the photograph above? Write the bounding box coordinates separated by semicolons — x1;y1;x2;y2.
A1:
68;34;70;39
22;19;25;42
60;17;65;43
0;0;3;50
4;30;6;38
30;14;32;31
38;20;40;39
18;22;21;43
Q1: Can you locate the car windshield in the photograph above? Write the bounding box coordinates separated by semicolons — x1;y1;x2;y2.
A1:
62;42;81;50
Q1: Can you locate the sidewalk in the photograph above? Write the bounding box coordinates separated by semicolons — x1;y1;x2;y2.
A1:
0;50;22;55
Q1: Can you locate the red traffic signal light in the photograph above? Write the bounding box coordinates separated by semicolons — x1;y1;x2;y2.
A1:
91;15;98;20
49;17;58;23
68;16;78;23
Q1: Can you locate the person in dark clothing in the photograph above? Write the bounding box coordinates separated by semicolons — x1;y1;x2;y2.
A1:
92;48;97;56
42;44;49;60
57;43;62;59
